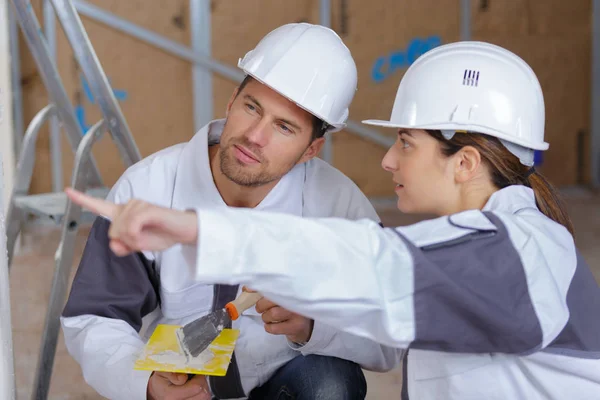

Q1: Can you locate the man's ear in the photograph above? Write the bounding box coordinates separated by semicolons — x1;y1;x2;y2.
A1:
297;137;325;164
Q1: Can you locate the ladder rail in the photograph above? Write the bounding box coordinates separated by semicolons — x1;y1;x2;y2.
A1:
7;1;144;398
0;153;16;400
6;104;58;266
51;0;142;168
9;0;103;188
31;119;107;400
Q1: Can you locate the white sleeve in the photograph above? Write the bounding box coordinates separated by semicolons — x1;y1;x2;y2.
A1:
289;321;403;371
60;315;151;399
286;169;401;371
193;207;412;348
190;207;573;354
60;175;158;399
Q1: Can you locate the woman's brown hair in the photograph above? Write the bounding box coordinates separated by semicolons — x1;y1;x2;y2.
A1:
427;130;574;235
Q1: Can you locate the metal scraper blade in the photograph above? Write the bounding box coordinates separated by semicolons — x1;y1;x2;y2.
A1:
176;308;231;358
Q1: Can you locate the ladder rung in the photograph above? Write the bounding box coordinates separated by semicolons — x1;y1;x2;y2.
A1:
13;187;110;223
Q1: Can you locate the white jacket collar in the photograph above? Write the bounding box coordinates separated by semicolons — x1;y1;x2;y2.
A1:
483;185;538;215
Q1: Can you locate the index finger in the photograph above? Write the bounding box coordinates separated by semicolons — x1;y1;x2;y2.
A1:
65;187;118;218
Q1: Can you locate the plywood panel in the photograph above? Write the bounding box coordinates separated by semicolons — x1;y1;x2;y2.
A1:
472;0;591;37
328;0;461;196
25;0;195;193
19;0;591;196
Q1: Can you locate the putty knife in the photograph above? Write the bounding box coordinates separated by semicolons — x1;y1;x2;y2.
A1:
176;290;262;358
134;324;239;376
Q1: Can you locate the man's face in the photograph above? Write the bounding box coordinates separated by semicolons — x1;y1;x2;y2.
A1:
218;79;324;187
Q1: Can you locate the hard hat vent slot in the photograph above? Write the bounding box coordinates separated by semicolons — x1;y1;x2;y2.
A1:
463;69;480;87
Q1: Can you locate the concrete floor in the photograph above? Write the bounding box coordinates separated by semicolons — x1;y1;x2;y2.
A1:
8;189;600;399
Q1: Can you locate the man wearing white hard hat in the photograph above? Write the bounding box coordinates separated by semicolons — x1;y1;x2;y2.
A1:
66;41;600;399
60;23;400;400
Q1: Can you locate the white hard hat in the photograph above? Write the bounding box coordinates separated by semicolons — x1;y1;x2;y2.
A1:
363;41;547;166
238;23;357;132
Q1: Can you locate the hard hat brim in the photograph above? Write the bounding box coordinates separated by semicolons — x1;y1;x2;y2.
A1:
362;119;549;151
242;71;345;132
361;119;404;129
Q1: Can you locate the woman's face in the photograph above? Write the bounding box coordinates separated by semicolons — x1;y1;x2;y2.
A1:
381;129;458;216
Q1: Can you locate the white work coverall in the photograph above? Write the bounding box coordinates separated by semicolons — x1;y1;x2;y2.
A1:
189;185;600;400
61;119;401;399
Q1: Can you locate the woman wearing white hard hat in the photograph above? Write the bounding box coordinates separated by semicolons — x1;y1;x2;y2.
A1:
66;41;600;399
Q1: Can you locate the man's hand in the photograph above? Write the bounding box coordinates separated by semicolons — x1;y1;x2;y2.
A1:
255;297;314;344
64;188;198;256
147;372;210;400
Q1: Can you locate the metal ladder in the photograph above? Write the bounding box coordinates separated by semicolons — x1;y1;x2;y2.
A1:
7;1;142;398
0;152;16;400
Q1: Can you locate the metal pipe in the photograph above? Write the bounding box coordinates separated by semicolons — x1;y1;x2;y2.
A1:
51;0;141;168
6;105;57;266
319;0;334;164
8;4;24;158
44;0;63;192
31;119;107;400
0;10;15;398
6;104;57;268
460;0;471;41
73;0;245;82
345;120;394;148
9;0;104;187
13;104;59;197
190;0;213;132
2;7;18;395
0;152;16;400
72;0;394;150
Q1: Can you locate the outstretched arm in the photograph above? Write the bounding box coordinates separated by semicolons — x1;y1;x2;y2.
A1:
66;188;572;353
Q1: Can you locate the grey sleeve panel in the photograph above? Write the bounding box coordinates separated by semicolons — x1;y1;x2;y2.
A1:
62;217;160;332
545;251;600;359
393;212;543;354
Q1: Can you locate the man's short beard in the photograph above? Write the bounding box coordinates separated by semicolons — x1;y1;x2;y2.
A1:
219;143;303;187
